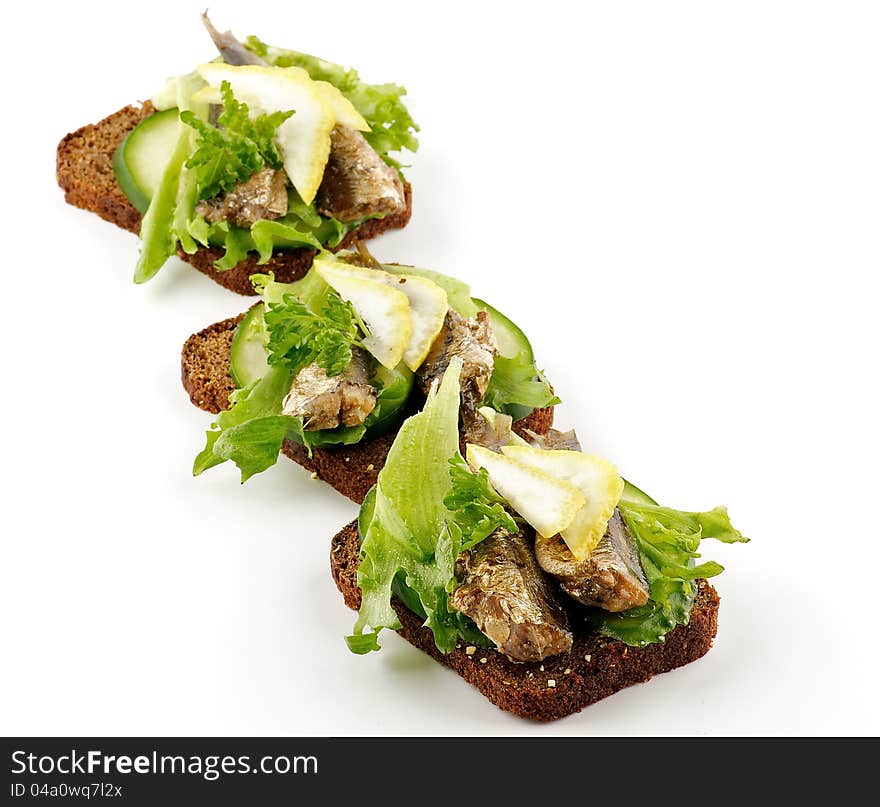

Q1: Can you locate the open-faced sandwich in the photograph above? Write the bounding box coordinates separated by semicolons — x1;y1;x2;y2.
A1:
182;248;559;502
332;359;748;720
56;14;417;294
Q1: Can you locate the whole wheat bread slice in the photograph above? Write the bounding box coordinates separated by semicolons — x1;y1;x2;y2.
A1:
181;312;555;504
56;104;413;295
331;519;720;721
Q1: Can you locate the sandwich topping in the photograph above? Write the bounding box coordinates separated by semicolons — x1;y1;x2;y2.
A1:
417;309;497;406
195;167;290;229
533;511;650;612
281;349;377;431
193;251;558;483
115;14;419;283
450;526;573;662
316;125;407;222
348;363;748;661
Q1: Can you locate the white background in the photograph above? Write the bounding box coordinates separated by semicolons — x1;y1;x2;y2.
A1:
2;0;878;736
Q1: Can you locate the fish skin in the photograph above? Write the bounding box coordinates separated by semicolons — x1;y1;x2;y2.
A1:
534;510;650;612
417;309;497;407
195;168;289;228
281;349;377;431
450;527;573;662
524;428;582;452
202;14;404;228
462;408;515;452
202;12;268;66
315;125;407;222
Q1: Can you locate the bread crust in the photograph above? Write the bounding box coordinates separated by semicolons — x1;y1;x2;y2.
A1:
331;519;720;721
57;105;413;295
181;314;554;504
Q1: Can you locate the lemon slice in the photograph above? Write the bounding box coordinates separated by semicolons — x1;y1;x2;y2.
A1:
466;445;586;539
373;270;448;370
314;255;411;369
501;445;623;560
314;81;369;131
196;63;335;204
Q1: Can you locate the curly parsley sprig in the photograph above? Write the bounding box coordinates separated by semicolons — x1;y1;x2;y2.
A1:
180;81;294;200
263;292;361;377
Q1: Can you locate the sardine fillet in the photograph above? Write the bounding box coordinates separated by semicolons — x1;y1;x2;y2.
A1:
534;510;650;612
316;126;406;222
196;168;289;229
417;310;497;404
450;528;573;662
282;350;377;431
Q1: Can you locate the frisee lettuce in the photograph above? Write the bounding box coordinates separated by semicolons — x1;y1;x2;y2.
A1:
348;359;489;654
180;81;294;200
589;502;748;646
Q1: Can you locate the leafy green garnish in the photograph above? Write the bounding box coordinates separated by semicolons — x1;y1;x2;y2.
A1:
194;269;414;477
180;81;294;200
130;38;419;281
245;37;419;160
444;455;518;549
193;364;294;483
482;352;560;416
135;73;207;284
264;292;359;377
590;502;748;646
348;358;488;654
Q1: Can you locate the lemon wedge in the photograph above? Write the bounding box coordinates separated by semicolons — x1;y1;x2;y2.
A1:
313;80;369;131
466;445;586;539
196;63;335;204
314;255;411;369
373;270;448;370
501;445;624;560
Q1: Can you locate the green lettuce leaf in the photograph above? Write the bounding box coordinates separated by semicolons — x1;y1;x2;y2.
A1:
360;364;414;436
590;502;748;646
348;358;486;654
132;39;412;281
482;352;560;417
195;270;414;476
251;268;332;311
245;36;419;161
134;72;208;283
193;365;294;482
443;455;518;550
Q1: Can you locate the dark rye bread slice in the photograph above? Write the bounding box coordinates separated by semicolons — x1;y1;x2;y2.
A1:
331;519;720;721
181;313;555;504
56;104;413;295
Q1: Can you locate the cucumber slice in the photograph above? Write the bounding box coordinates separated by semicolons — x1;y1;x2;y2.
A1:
113;108;181;213
471;298;534;361
620;479;658;506
230;304;270;388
